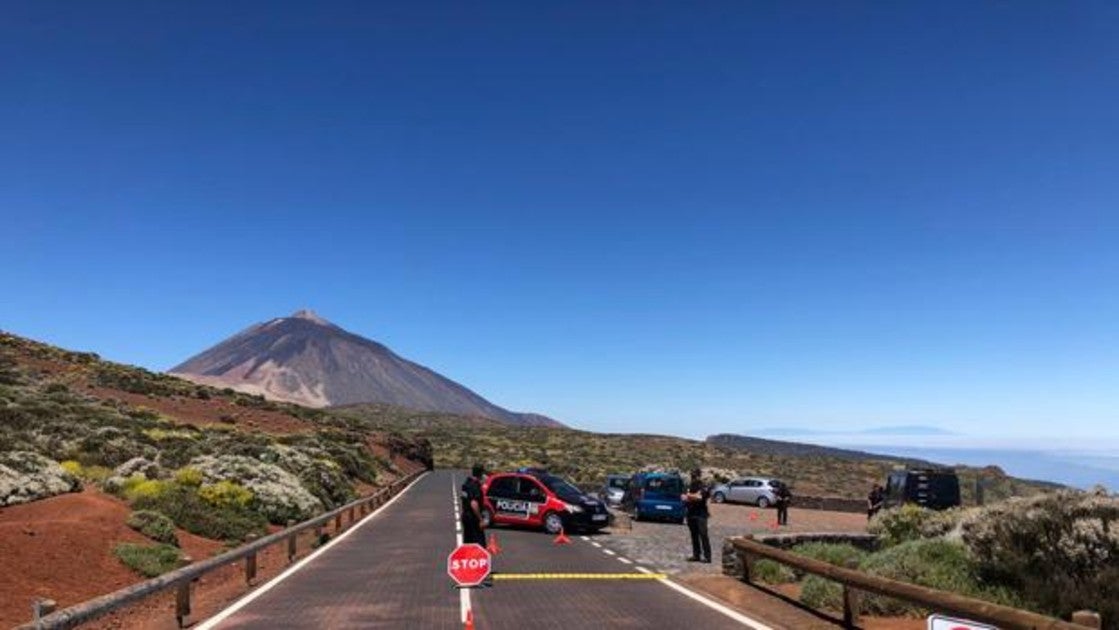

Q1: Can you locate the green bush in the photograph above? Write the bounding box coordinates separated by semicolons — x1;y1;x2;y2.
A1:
793;543;869;573
800;574;843;610
752;559;796;584
174;467;203;487
120;476;171;502
127;510;179;546
133;483;266;542
114;543;181;577
858;539;1021;616
868;504;964;547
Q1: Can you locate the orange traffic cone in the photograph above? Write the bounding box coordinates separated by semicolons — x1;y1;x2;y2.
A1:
487;533;501;555
748;512;758;521
464;609;475;630
553;526;571;545
770;520;780;530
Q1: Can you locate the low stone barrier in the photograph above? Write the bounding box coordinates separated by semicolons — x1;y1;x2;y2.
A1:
790;495;867;514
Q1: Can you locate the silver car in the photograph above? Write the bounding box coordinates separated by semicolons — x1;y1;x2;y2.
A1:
711;477;784;508
599;474;630;507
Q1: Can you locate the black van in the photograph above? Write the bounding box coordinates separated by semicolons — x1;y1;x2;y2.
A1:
883;468;961;510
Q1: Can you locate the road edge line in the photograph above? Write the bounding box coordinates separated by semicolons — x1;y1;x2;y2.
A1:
634;567;777;630
195;472;429;630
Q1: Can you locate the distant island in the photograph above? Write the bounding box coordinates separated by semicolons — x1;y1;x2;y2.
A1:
755;425;957;437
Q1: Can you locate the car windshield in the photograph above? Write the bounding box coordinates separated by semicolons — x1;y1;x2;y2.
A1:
607;477;629;489
540;475;584;499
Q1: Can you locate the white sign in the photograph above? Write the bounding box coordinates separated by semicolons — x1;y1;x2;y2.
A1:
927;613;999;630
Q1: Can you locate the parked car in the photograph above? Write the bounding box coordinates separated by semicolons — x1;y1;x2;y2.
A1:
710;477;785;508
883;468;960;511
481;469;610;534
599;474;630;507
621;471;685;523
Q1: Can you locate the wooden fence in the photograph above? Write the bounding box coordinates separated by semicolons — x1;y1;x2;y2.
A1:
21;470;426;630
728;535;1102;630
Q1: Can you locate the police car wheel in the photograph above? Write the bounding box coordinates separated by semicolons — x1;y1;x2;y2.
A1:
544;512;564;534
480;508;493;528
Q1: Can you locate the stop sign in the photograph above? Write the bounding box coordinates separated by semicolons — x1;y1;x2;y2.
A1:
447;543;492;587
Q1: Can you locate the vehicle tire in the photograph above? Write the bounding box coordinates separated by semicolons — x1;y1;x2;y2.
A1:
480;508;493;529
543;511;564;535
631;507;641;522
712;492;725;504
756;497;770;509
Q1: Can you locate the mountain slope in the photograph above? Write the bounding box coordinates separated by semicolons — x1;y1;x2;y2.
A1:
170;310;562;427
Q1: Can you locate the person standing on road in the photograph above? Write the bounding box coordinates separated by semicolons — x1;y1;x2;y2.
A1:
459;463;493;587
866;484;884;521
460;464;487;547
775;482;792;526
682;468;712;563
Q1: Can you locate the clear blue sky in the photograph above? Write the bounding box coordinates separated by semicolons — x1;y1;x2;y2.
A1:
3;2;1117;446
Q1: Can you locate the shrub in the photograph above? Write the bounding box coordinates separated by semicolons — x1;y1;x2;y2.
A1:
869;504;960;547
114;543;181;577
198;481;254;509
793;543;869;573
60;460;82;476
960;490;1119;623
858;539;1021;616
800;574;843;610
60;460;113;484
120;476;171;502
752;559;796;584
173;467;204;487
127;510;179;546
133;483;266;542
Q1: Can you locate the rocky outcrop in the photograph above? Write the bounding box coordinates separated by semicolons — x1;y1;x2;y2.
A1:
189;455;323;522
0;451;81;506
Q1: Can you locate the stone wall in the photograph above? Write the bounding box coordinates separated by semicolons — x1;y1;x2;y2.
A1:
792;495;867;514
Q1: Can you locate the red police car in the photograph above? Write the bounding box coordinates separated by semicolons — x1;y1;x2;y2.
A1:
481;468;611;534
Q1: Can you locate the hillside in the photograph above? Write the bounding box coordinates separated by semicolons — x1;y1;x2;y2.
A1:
333;405;1060;505
170;310;562;427
707;433;940;465
0;331;432;627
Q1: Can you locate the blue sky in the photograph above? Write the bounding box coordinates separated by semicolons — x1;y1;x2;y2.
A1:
2;2;1117;448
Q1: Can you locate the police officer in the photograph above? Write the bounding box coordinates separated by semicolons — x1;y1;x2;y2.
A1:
460;463;487;547
682;468;712;563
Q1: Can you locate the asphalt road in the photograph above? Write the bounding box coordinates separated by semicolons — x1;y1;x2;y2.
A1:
199;470;770;629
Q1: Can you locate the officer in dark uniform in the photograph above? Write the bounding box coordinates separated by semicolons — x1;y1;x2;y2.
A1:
460;463;487;547
683;468;712;563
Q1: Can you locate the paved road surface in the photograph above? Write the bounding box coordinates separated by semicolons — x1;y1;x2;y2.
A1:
202;471;769;629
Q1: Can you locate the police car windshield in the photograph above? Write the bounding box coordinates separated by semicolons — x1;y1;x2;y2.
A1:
540;475;583;499
607;477;628;489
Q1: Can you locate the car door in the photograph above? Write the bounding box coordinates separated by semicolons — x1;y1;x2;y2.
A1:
742;479;762;503
517;476;549;524
487;475;525;524
727;479;747;503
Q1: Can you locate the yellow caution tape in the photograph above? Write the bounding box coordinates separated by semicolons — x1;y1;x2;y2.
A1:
492;573;667;580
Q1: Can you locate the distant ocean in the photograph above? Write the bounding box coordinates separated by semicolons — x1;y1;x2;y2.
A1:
841;444;1119;491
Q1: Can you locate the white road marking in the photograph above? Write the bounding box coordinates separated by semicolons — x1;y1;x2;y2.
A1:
451;474;472;625
618;557;633;564
591;542;602;548
196;473;428;630
603;549;616;556
580;536;590;541
633;567;776;629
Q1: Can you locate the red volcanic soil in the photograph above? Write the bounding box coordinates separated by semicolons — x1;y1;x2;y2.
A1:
0;490;151;628
86;387;314;435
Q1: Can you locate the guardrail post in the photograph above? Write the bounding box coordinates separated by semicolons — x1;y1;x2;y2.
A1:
175;583;191;628
244;537;258;585
286;520;297;564
349;506;355;524
842;558;861;629
335;513;343;532
1072;611;1102;628
33;598;56;630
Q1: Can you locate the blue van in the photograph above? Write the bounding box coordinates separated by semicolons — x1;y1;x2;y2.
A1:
621;472;686;523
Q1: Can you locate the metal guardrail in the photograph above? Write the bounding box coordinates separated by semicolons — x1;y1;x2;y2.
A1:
729;536;1101;630
21;470;426;630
